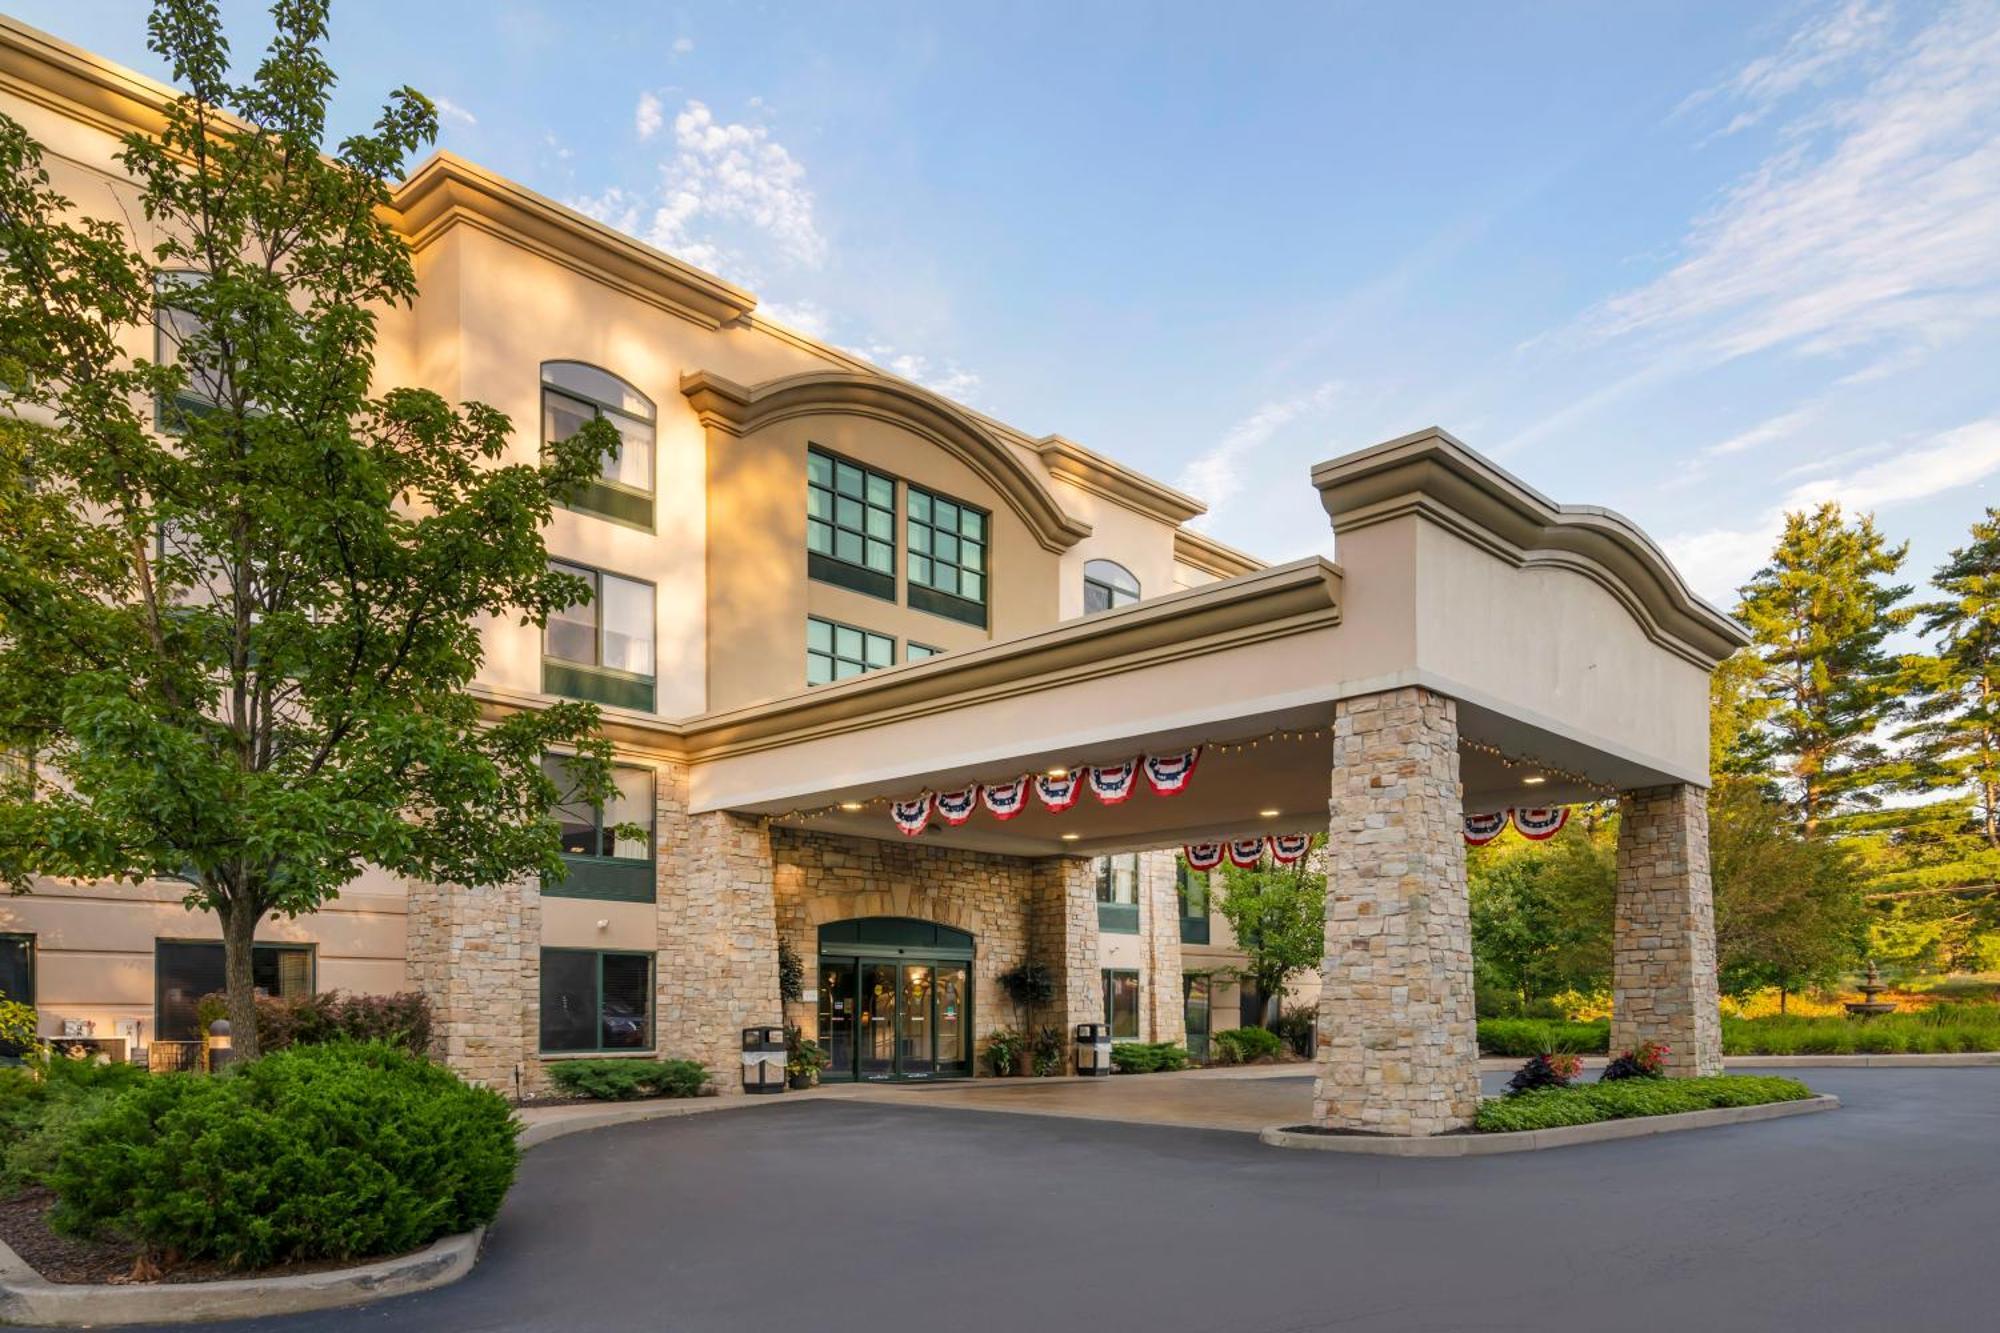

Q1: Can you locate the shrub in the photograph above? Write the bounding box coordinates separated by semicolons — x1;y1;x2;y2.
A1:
0;1054;148;1193
196;990;434;1057
1505;1051;1583;1095
984;1028;1027;1076
546;1058;710;1101
1210;1026;1283;1065
1031;1025;1065;1077
0;1000;38;1057
1475;1075;1813;1133
50;1042;518;1269
1476;1018;1610;1057
1275;1004;1317;1058
1110;1042;1191;1074
1600;1040;1670;1082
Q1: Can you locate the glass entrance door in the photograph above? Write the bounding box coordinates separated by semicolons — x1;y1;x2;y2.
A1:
935;963;969;1075
859;961;899;1079
900;965;935;1077
817;960;856;1077
816;919;977;1081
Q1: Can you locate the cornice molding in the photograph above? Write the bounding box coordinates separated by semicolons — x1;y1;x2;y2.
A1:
393;154;756;331
0;15;177;142
1313;427;1749;668
1174;528;1264;580
682;369;1094;554
1035;434;1205;525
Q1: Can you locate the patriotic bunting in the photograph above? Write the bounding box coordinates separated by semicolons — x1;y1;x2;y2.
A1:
1462;811;1509;846
891;793;933;838
1034;770;1083;813
1087;760;1140;805
1141;748;1201;796
1267;833;1312;865
980;776;1031;820
933;785;980;827
1227;838;1268;868
1183;842;1226;872
1511;806;1571;840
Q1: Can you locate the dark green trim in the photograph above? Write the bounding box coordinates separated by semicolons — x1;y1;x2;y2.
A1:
561;478;655;530
543;856;655;902
1178;915;1211;944
817;916;976;959
543;659;655;711
538;947;655;1055
152;938;315;1042
808;551;895;601
1101;967;1141;1041
0;933;34;1008
908;582;987;628
1096;902;1140;934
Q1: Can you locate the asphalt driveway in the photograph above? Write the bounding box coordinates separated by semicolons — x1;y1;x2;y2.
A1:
44;1068;2000;1333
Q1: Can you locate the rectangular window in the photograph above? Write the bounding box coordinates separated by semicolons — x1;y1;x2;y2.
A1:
0;935;31;1007
542;756;655;901
807;448;897;600
153;270;226;430
154;940;314;1042
806;616;894;686
1094;854;1140;934
907;486;988;627
540;949;653;1053
543;561;656;711
1102;969;1140;1040
543;362;656;529
1177;859;1211;945
906;642;942;662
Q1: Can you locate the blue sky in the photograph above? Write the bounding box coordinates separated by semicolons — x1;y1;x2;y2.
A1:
17;0;2000;608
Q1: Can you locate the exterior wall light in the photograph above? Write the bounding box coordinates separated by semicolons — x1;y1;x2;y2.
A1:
741;1025;786;1095
1075;1022;1112;1077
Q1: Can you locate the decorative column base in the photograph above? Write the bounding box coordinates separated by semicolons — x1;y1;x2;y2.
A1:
1312;687;1480;1136
405;876;539;1097
1612;784;1723;1077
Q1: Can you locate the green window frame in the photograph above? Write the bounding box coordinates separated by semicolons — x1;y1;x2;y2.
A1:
154;939;314;1042
1095;854;1140;934
542;756;655;901
543;561;656;712
807;616;894;686
1102;968;1140;1040
1176;858;1211;945
907;485;988;627
540;949;654;1054
543;362;656;530
807;448;897;600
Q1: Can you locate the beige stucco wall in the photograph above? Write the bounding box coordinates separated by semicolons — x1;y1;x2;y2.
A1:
1053;479;1180;622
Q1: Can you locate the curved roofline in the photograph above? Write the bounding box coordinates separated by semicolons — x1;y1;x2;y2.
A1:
1313;427;1749;668
682;369;1093;554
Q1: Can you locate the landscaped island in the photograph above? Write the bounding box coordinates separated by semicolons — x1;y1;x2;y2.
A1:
1478;1005;2000;1057
1473;1075;1816;1133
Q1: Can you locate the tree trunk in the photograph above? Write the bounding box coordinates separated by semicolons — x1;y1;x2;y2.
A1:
1779;986;1789;1016
217;900;264;1063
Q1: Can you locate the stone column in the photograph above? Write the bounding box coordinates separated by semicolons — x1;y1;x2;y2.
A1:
1612;784;1722;1077
1029;855;1102;1071
1140;850;1187;1045
1313;687;1480;1135
656;765;783;1092
405;874;539;1096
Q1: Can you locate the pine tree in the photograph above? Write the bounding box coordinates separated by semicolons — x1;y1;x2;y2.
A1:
1735;504;1911;835
1900;510;2000;846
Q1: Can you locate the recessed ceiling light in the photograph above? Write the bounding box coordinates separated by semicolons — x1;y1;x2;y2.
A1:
1259;808;1280;818
838;801;864;812
1521;775;1547;786
1060;832;1080;841
1046;766;1068;778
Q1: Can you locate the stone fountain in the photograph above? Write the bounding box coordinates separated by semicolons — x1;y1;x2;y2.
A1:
1844;959;1898;1018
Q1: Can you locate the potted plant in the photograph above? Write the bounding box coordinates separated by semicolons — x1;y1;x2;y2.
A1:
1031;1025;1065;1077
984;1027;1027;1077
785;1024;830;1089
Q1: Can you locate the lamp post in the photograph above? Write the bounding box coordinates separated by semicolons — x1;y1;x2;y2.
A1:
206;1018;233;1074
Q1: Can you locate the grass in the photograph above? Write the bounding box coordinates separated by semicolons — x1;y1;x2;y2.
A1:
1477;1003;2000;1058
1473;1075;1815;1133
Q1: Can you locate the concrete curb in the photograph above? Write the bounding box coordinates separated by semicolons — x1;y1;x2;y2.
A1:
1477;1053;2000;1072
1259;1093;1840;1156
0;1092;794;1327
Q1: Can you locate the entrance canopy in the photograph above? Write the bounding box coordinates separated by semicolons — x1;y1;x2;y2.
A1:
679;429;1746;856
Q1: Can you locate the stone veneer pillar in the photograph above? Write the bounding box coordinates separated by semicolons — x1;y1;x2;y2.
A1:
1030;856;1102;1070
1612;784;1723;1077
656;763;783;1093
1312;687;1480;1135
405;874;539;1096
1141;850;1187;1045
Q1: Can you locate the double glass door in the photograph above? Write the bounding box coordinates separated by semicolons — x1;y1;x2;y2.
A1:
819;957;969;1080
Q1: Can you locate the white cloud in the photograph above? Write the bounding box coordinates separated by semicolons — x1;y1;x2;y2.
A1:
1703;404;1818;458
635;92;663;141
1666;416;2000;602
759;298;833;339
1588;3;2000;368
1176;383;1342;524
853;342;980;402
431;95;477;128
672;36;695;55
1678;0;1892;134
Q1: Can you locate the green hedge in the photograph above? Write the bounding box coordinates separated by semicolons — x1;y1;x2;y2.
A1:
51;1042;518;1269
1211;1026;1284;1064
0;1056;148;1193
1477;1009;2000;1058
1475;1075;1814;1133
546;1058;710;1101
1476;1018;1611;1056
1110;1042;1190;1074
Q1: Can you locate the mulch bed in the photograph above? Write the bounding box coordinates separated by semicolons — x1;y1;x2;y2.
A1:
0;1189;415;1286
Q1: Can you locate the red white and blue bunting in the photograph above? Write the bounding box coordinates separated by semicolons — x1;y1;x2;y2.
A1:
1183;842;1226;872
1462;806;1573;845
1087;759;1140;805
892;794;934;838
933;785;980;827
1267;833;1313;865
980;776;1031;821
1226;838;1269;869
1141;748;1201;796
1034;770;1083;813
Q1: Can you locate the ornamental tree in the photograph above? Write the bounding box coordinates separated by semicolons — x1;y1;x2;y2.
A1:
0;0;624;1059
1215;847;1326;1025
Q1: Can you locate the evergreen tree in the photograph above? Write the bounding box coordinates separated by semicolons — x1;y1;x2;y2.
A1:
1900;511;2000;846
1734;503;1911;834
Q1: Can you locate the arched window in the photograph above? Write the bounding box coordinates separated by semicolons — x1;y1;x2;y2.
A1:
542;361;656;528
1083;559;1140;614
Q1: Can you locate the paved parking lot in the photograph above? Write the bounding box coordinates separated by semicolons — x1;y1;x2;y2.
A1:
44;1068;2000;1333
